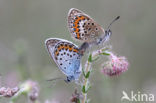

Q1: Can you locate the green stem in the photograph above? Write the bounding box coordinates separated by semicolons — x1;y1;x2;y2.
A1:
81;60;91;103
81;47;110;103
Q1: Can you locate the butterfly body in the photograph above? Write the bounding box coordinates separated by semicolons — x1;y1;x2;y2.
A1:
45;38;82;82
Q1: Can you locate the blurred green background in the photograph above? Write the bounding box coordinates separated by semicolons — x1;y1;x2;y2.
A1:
0;0;156;103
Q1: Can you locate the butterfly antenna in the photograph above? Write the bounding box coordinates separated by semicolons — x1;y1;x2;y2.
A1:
46;77;64;82
106;16;120;31
46;77;66;88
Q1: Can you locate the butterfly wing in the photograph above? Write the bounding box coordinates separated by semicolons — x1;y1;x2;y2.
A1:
45;38;61;56
45;38;82;81
68;8;105;44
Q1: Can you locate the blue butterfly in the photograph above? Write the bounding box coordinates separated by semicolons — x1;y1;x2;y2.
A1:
45;38;83;82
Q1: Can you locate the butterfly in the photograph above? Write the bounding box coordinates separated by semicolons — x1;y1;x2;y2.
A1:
67;8;120;47
45;38;83;82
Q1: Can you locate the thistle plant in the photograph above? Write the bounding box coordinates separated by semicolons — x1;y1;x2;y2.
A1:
0;80;39;103
0;8;129;103
81;47;110;103
101;52;129;76
70;46;129;103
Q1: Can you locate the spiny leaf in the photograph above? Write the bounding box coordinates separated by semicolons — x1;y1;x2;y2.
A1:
82;85;86;93
100;52;110;55
88;54;92;62
85;71;90;78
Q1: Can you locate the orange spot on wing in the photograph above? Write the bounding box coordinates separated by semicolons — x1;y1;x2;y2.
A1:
66;45;73;51
74;22;77;27
64;45;68;50
81;16;85;20
73;49;78;53
57;45;63;51
76;33;80;39
75;28;79;32
55;50;59;56
69;46;73;51
77;17;81;22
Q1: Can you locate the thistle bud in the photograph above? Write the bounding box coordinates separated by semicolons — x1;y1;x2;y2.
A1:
101;53;129;76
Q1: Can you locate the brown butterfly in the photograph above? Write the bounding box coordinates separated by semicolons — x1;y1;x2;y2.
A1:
67;8;120;46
